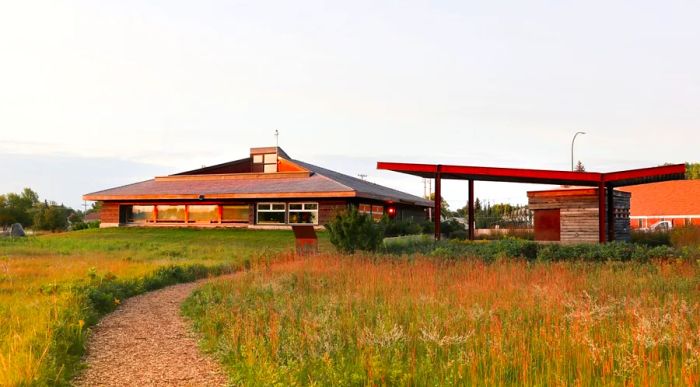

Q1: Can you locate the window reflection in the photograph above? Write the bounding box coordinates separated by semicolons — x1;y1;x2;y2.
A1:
157;205;186;222
188;205;218;223
222;205;249;223
129;205;154;223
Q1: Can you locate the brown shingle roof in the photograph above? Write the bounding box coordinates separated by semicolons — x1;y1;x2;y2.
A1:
83;155;432;207
618;180;700;216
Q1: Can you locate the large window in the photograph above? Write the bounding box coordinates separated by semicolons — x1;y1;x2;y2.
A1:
257;203;286;224
188;205;218;223
288;203;318;224
222;205;249;223
157;205;186;222
122;205;154;224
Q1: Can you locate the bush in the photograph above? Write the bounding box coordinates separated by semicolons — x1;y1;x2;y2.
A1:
381;237;692;263
631;230;671;246
382;218;424;237
71;222;89;231
440;219;467;239
326;207;384;254
671;226;700;248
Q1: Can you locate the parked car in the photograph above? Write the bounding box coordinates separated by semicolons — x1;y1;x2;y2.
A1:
642;220;673;232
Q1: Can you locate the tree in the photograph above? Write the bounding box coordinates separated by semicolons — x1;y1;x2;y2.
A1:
87;201;102;214
426;193;450;219
0;188;40;227
687;163;700;179
575;160;586;172
33;201;69;232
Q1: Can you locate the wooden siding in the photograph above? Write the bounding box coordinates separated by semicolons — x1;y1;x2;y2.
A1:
100;202;120;224
318;200;348;224
528;189;631;244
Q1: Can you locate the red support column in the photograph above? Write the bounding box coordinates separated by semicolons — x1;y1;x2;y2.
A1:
607;185;615;242
598;182;607;243
468;179;475;240
434;166;442;240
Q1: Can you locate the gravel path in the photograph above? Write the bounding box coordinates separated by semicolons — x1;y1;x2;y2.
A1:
73;278;230;386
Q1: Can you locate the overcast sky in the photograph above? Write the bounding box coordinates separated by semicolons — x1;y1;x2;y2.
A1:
1;1;698;209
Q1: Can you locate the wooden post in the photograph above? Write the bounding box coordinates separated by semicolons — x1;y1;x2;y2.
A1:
434;166;442;240
598;183;607;243
607;185;615;242
468;179;475;240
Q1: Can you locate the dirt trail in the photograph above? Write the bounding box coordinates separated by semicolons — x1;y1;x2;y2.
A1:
73;278;229;386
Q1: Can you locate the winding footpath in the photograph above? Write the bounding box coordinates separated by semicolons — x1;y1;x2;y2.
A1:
73;278;229;386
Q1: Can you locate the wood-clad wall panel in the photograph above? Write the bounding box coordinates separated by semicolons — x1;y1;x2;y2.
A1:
100;202;120;223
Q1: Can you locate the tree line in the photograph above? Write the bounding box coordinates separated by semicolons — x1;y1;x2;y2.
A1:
0;188;98;232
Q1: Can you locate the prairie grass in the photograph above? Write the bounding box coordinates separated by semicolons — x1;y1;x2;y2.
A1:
185;255;700;386
0;227;307;385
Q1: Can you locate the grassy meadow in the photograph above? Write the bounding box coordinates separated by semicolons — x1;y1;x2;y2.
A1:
0;227;312;385
185;255;700;386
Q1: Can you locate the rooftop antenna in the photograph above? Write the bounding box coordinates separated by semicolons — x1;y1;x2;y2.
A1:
274;129;280;169
358;173;368;181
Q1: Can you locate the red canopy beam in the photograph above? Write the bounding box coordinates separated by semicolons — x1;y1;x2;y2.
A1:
377;161;686;244
377;162;685;187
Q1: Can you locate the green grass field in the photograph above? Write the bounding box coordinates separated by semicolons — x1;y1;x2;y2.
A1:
0;227;318;385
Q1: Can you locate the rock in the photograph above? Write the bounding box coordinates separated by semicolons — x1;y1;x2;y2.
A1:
9;223;25;237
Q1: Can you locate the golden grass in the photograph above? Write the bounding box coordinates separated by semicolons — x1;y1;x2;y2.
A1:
0;228;300;385
186;255;700;385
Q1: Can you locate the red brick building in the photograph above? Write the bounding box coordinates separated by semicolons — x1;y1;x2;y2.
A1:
83;147;432;228
619;180;700;229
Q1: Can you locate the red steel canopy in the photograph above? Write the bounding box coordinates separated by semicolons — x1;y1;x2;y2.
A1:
376;162;686;242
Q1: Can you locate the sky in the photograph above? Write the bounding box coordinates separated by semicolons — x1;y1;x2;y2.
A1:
1;1;698;209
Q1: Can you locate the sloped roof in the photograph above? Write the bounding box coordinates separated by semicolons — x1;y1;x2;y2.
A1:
618;180;700;216
83;151;432;207
291;159;432;206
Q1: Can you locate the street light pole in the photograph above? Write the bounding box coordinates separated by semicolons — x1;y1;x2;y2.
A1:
571;131;586;171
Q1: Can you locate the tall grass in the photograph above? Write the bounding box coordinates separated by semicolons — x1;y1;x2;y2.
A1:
0;227;304;385
185;255;700;385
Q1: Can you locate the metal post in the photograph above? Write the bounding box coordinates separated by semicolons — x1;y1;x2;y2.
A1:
598;182;607;243
607;185;615;242
571;131;586;171
468;179;475;240
434;166;442;240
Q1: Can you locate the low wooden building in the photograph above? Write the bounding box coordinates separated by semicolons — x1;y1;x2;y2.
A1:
528;188;631;243
83;146;432;228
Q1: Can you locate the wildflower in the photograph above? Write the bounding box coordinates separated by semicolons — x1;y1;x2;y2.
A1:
114;298;121;305
78;320;85;329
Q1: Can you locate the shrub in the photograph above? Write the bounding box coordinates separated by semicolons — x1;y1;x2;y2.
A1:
671;226;700;248
382;237;691;263
382;218;424;237
326;207;384;254
71;222;89;231
440;219;467;239
631;230;671;246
